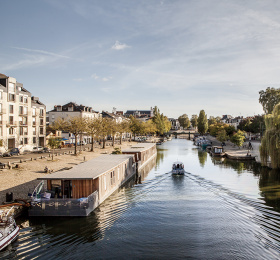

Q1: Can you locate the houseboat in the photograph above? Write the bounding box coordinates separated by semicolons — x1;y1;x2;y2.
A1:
210;146;225;157
29;154;135;217
122;143;157;171
171;162;185;175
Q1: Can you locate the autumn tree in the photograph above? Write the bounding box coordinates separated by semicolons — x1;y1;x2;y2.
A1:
118;120;130;144
53;116;86;155
85;118;101;152
208;116;217;125
197;110;208;135
178;114;190;129
129;116;144;139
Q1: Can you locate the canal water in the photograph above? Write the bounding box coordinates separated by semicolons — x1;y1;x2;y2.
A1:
2;139;280;259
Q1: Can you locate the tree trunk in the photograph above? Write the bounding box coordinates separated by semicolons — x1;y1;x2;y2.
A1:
91;135;94;152
103;137;106;149
112;135;115;147
74;135;78;155
120;133;123;145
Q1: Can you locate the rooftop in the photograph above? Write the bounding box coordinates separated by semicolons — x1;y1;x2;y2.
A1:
38;154;133;180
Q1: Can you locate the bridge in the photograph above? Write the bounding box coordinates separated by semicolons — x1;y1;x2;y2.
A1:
167;130;200;140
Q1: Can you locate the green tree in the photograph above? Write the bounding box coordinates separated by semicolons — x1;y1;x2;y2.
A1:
98;117;111;149
260;104;280;168
230;130;245;148
152;106;171;135
129;116;144;139
216;129;228;142
259;87;280;114
191;115;198;129
143;120;157;136
197;110;208;135
178;114;190;129
238;118;252;132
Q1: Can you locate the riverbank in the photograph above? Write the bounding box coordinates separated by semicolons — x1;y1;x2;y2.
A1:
0;142;133;204
206;135;261;162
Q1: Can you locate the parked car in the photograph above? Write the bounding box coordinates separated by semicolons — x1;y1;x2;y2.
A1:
32;146;44;153
40;147;50;153
10;148;20;156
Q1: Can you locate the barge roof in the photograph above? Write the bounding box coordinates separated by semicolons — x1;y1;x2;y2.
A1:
38;154;133;180
122;142;156;153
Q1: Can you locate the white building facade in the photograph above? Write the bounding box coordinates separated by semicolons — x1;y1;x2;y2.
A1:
0;73;46;152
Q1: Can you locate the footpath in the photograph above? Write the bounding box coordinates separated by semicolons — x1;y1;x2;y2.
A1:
206;135;261;163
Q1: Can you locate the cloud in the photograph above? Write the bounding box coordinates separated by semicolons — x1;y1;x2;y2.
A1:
12;47;70;59
111;41;130;50
91;74;99;80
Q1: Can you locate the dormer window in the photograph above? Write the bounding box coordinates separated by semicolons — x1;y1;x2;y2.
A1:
57;106;62;112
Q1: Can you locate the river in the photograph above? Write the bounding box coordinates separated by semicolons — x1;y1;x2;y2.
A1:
2;139;280;259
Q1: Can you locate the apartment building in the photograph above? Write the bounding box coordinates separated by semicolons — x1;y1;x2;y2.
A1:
0;73;46;152
48;102;101;145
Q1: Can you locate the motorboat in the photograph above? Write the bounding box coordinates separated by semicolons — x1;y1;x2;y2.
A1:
210;146;225;157
0;207;20;251
172;161;185;175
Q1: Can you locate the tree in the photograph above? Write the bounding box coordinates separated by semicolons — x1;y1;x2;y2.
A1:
53;116;86;155
260;104;280;168
208;116;217;125
118;120;130;144
85;118;101;152
259;87;280;114
230;130;245;148
178;114;190;129
191;115;198;129
237;118;252;132
152;106;171;135
143;120;157;136
98;118;111;149
48;137;61;160
216;129;228;142
129;116;143;139
197;110;208;135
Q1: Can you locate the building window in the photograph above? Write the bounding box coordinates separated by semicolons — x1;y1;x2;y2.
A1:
24;138;28;144
8;93;15;101
40;118;44;125
19;106;23;115
40;127;44;135
24;107;28;115
24;127;28;135
33;137;36;144
40;109;44;116
32;108;36;116
104;175;107;190
20;138;23;145
32;127;36;135
9;83;15;92
9;116;13;125
19;127;23;135
33;118;36;126
0;103;2;113
19;95;23;103
0;115;2;125
24;96;28;103
0;91;2;100
9;105;14;114
9;127;14;135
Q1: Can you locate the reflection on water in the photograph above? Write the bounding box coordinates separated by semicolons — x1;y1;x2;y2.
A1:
3;139;280;259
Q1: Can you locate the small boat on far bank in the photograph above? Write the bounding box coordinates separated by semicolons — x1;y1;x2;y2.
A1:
0;207;20;251
210;146;225;157
172;162;185;175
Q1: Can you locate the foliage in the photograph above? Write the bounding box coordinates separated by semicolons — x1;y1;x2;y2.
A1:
197;110;208;135
225;125;236;136
178;114;190;129
259;87;280;114
230;130;245;148
53;116;86;155
238;116;265;134
117;120;130;144
48;137;61;150
112;147;122;154
152;106;171;135
191;115;198;129
143;120;157;135
129;116;144;138
216;129;228;142
84;118;101;151
208;116;217;125
0;139;2;147
260;104;280;168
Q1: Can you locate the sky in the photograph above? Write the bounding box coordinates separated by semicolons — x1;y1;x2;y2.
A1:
1;0;280;118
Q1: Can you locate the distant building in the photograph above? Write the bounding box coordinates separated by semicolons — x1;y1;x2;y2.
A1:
48;102;101;145
168;118;180;130
124;107;155;120
221;115;243;129
0;73;46;152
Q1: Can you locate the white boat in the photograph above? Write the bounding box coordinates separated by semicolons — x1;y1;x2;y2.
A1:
171;161;185;175
0;207;20;251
